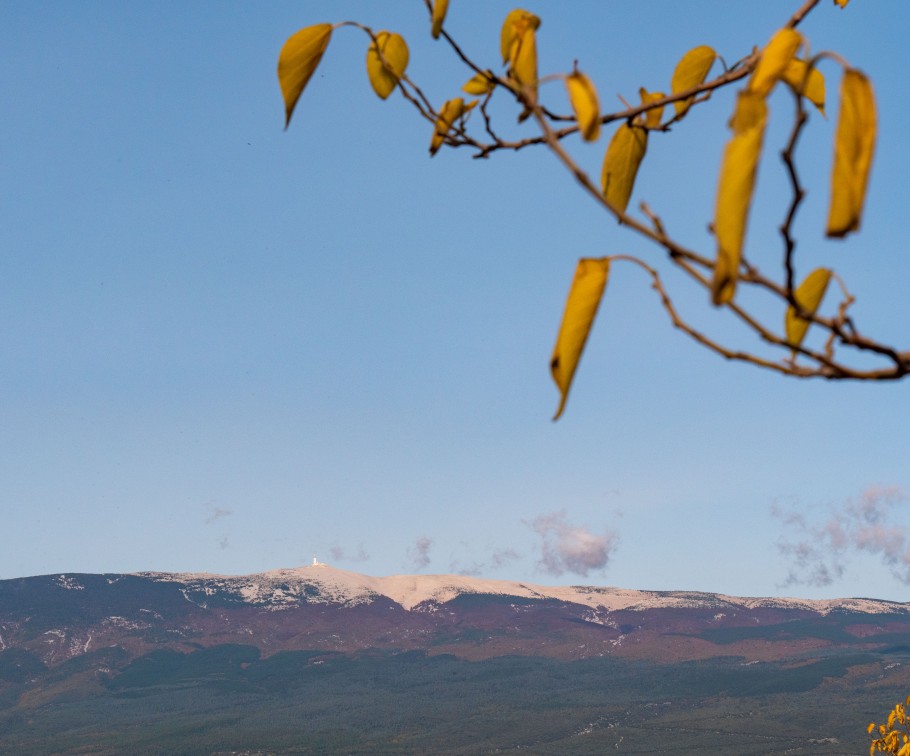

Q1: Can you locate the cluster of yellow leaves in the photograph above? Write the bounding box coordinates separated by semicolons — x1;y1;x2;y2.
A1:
869;697;910;755
277;22;411;125
274;6;878;420
599;44;716;216
710;26;876;307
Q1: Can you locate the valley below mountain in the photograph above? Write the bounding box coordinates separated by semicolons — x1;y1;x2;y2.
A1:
2;564;909;753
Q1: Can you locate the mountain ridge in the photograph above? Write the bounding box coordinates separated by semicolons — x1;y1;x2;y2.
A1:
133;562;909;615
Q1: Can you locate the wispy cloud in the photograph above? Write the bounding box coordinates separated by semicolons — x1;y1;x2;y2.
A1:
529;510;618;578
216;536;230;550
490;547;520;570
408;536;433;571
774;486;910;586
204;503;233;525
329;544;370;563
449;547;520;577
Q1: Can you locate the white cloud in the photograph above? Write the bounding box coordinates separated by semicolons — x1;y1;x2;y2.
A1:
775;486;910;586
530;510;619;578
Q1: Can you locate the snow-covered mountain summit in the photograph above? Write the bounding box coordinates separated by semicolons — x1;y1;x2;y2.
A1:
139;562;909;615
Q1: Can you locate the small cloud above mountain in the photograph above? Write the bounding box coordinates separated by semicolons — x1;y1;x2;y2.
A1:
408;536;433;570
530;510;619;578
329;544;370;563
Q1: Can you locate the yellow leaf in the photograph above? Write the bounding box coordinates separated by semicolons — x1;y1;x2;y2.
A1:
782;59;825;115
500;9;540;64
366;31;409;100
827;68;876;238
601;124;648;213
277;24;333;128
834;0;849;6
785;268;831;348
508;24;538;103
431;0;449;39
463;71;496;96
550;258;611;421
639;88;665;129
868;723;876;735
429;97;477;155
566;71;601;142
712;91;768;305
670;45;716;118
749;28;803;97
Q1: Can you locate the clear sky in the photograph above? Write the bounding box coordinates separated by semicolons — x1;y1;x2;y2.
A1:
1;1;907;600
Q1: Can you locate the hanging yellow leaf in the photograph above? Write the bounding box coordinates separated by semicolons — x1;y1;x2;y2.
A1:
785;268;832;348
463;71;496;95
749;28;803;97
601;124;648;213
827;68;876;237
550;258;611;421
670;45;716;118
500;9;540;64
431;0;449;39
429;97;477;155
566;71;601;142
638;88;665;129
508;24;538;102
712;91;768;305
782;58;825;115
277;23;333;128
366;31;409;100
834;0;849;6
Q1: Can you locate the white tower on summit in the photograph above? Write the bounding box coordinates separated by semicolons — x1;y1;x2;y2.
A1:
311;555;326;567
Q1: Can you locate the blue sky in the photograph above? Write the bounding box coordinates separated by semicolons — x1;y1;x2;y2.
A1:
1;1;907;600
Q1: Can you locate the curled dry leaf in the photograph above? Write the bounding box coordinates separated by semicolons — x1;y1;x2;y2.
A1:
749;28;803;97
601;124;648;213
431;0;449;39
366;31;409;100
712;91;768;305
277;23;333;128
429;97;477;155
785;268;832;348
550;258;611;421
566;71;601;142
826;68;876;238
670;45;716;118
782;59;826;115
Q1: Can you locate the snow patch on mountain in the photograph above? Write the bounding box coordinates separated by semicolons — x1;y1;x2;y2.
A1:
137;564;910;616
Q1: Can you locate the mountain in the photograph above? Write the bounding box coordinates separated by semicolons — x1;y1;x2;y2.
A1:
2;564;910;754
2;563;909;667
